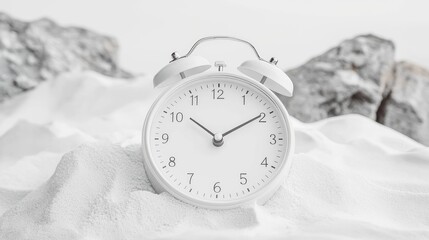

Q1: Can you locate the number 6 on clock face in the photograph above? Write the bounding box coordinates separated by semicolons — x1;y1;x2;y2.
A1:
142;73;294;209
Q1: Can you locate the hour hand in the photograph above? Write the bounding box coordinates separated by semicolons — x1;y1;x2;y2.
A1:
189;117;214;137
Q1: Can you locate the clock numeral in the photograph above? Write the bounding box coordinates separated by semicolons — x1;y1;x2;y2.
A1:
261;157;268;167
212;89;224;100
259;113;266;123
240;173;248;185
190;95;199;106
213;182;222;193
269;134;277;145
187;172;194;184
168;156;176;167
170;112;183;122
161;133;169;144
242;95;246;105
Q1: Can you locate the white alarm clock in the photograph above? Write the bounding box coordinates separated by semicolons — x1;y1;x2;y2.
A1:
142;36;294;209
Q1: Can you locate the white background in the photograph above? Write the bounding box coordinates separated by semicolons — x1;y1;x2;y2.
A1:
2;0;429;75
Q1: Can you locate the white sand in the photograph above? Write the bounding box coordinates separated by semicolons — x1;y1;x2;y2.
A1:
0;72;429;239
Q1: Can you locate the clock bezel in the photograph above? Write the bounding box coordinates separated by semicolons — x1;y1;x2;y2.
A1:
141;72;294;209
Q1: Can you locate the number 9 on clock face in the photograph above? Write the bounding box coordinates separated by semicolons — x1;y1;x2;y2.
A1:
142;73;293;209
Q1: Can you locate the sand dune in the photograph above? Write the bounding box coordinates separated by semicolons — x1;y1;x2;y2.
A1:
0;72;428;239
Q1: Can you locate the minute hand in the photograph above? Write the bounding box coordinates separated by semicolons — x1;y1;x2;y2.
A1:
223;113;262;137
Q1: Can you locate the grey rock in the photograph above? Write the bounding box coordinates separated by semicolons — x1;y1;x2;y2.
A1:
381;62;429;145
280;34;429;145
280;34;395;122
0;12;132;102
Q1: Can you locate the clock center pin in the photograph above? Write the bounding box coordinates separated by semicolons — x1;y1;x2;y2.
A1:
213;133;224;147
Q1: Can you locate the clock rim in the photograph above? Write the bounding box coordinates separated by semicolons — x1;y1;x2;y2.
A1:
141;72;295;209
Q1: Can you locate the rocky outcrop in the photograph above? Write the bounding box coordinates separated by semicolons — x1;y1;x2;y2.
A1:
281;34;429;145
0;12;132;102
280;34;395;122
380;62;429;145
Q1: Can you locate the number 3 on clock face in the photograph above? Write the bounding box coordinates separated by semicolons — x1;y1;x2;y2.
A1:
142;73;294;209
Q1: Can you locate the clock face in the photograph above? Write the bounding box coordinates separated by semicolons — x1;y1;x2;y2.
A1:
144;74;292;207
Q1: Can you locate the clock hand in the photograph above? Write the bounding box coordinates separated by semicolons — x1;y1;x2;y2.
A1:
222;113;263;137
189;117;215;136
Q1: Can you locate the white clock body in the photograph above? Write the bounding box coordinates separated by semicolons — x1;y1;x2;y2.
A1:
142;72;294;209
